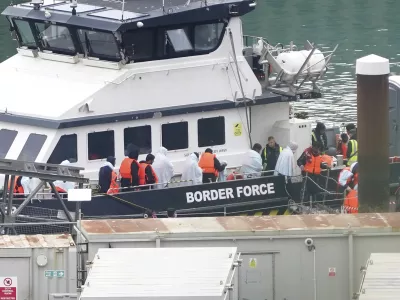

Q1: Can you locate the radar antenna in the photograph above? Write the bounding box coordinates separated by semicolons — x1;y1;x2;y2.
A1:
70;0;77;16
31;0;43;10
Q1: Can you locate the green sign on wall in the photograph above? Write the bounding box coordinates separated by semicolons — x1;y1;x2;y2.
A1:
44;270;65;278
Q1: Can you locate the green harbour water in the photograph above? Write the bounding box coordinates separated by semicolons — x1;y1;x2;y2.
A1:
1;0;399;125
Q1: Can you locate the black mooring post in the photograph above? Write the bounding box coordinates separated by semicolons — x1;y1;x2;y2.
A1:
356;54;390;212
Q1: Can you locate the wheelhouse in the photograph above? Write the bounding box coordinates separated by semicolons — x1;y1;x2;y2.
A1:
3;0;256;64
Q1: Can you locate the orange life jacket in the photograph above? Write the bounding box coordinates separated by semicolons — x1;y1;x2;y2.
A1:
138;162;158;185
8;176;24;194
198;153;218;176
343;189;358;214
341;143;348;159
303;155;323;175
119;157;139;181
55;186;66;193
107;171;119;195
321;155;333;168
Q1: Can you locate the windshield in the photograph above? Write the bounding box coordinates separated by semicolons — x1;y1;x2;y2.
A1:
78;29;121;60
35;22;76;54
13;19;37;48
0;129;18;159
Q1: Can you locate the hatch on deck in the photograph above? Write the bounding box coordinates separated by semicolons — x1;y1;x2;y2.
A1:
80;247;240;300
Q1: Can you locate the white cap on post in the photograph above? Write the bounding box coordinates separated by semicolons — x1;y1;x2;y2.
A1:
356;54;390;75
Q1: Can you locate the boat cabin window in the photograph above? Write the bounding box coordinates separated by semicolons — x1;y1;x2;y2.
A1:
162;122;188;151
0;129;18;159
13;19;37;48
18;133;47;161
34;22;76;54
88;130;115;160
198;117;225;147
124;126;152;155
194;23;225;51
166;28;193;52
123;29;154;61
47;134;78;164
78;29;121;61
157;27;192;57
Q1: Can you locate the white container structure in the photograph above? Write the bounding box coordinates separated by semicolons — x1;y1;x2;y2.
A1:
358;253;400;300
79;247;240;300
81;213;400;300
0;234;77;300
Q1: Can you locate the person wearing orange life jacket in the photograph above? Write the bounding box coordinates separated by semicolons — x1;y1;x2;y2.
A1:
297;141;329;201
8;176;24;198
338;162;359;214
119;146;140;190
198;148;226;183
138;154;158;190
98;156;119;194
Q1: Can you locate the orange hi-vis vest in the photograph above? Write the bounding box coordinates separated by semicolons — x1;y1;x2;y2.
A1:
199;153;218;176
343;189;358;214
138;162;159;185
303;155;323;175
119;158;139;182
8;176;24;194
107;170;119;194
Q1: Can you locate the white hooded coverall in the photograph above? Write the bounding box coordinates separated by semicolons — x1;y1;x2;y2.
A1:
181;153;203;185
152;147;174;189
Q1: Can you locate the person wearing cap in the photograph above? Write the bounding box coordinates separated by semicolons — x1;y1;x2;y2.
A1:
346;129;358;166
338;162;359;213
274;141;298;177
98;156;119;194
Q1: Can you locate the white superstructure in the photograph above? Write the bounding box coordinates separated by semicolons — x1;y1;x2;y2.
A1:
0;0;327;182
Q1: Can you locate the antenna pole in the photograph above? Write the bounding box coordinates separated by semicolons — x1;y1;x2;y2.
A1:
121;0;125;20
162;0;165;13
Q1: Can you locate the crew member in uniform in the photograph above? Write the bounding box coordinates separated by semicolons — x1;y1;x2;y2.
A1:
261;136;282;173
198;148;226;183
338;162;358;214
119;147;140;190
98;156;119;194
346;129;358;166
139;154;158;189
311;122;328;153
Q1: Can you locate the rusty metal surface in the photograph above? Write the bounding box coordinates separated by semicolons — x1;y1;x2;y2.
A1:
81;213;400;236
0;234;74;248
357;74;390;210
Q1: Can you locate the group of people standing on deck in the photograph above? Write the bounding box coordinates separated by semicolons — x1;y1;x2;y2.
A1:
98;145;173;194
98;144;228;194
298;122;359;214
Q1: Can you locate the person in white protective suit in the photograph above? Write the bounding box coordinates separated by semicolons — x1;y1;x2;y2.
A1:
240;143;263;178
152;147;174;189
53;160;75;193
181;153;203;186
274;142;298;177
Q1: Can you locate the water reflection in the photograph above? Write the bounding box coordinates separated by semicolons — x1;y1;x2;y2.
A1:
1;0;400;126
243;0;400;125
